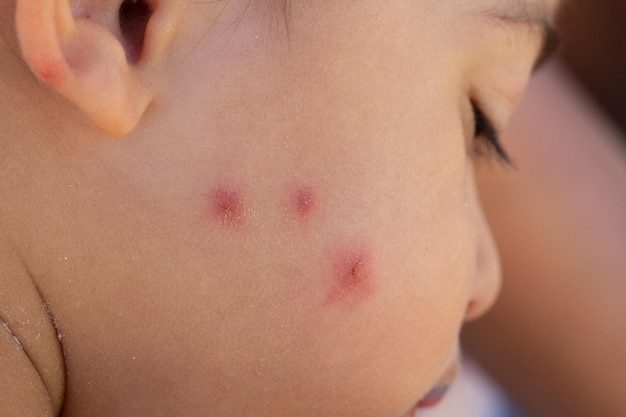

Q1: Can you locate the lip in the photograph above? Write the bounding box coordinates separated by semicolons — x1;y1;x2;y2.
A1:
413;357;459;411
416;385;450;408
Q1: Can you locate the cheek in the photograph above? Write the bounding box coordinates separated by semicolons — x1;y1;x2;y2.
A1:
258;183;473;416
309;161;476;410
194;173;475;416
158;9;476;412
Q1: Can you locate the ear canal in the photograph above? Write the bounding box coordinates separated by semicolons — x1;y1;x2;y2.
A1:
119;0;153;63
15;0;157;137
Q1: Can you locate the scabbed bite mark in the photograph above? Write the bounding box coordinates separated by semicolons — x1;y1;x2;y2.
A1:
325;241;376;305
209;185;245;228
293;186;316;219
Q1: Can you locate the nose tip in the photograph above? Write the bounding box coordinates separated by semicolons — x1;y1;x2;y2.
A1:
464;216;502;322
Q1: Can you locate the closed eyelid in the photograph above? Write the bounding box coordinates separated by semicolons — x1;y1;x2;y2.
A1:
467;1;561;70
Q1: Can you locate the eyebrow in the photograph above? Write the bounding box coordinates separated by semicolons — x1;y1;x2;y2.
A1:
474;0;562;70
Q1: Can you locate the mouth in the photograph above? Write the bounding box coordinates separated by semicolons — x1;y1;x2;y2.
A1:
414;360;459;411
416;385;450;408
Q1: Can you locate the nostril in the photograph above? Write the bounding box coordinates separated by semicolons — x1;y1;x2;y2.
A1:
119;0;152;62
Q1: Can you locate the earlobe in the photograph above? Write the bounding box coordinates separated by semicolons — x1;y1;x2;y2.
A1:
15;0;158;137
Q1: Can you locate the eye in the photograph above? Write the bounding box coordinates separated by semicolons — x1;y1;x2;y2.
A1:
471;101;512;166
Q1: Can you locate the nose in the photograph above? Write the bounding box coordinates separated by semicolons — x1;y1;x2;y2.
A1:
464;201;502;322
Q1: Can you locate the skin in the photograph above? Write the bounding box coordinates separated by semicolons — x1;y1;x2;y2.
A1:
0;0;557;416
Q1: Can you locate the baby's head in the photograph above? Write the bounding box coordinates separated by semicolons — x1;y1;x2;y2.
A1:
0;0;559;415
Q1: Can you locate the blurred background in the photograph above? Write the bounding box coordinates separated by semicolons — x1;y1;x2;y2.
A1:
421;1;626;417
558;0;626;133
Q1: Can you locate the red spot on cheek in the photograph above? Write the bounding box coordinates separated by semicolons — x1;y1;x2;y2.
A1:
210;186;245;227
294;186;316;218
325;243;376;305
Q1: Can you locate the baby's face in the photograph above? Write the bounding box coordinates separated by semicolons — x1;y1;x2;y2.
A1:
8;0;557;415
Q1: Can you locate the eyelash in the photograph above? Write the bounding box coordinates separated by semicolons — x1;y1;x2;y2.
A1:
471;101;512;165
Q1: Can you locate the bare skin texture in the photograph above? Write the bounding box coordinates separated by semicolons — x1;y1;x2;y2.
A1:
0;0;557;416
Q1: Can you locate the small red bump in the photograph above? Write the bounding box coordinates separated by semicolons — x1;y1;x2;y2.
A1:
339;255;368;292
294;186;315;218
210;186;244;227
325;242;375;305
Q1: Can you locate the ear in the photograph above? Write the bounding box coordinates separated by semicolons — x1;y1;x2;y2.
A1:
15;0;178;137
